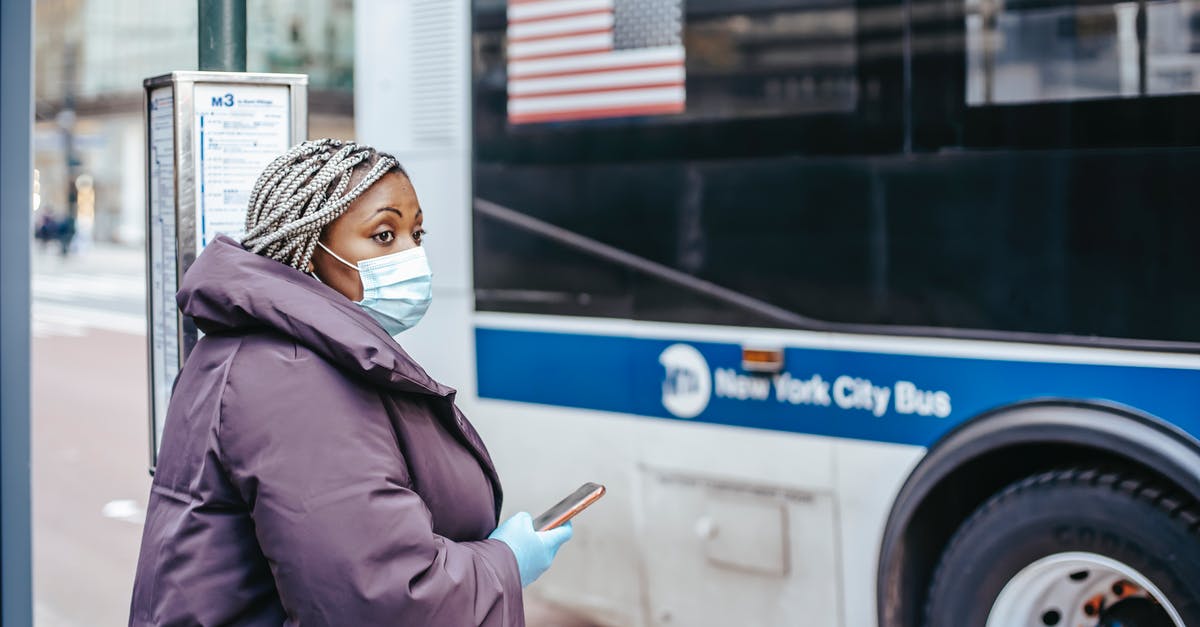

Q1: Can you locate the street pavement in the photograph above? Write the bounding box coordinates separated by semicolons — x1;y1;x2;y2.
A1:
29;241;592;627
31;243;151;627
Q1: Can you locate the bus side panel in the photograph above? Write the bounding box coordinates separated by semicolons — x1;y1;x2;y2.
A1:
834;439;925;627
474;318;1200;624
475;396;847;627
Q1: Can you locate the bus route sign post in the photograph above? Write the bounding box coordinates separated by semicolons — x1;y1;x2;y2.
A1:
142;71;307;472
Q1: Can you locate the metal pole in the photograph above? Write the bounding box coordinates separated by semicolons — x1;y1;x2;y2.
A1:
198;0;247;72
0;0;34;624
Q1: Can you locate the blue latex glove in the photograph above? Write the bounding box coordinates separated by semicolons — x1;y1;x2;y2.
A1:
488;511;574;587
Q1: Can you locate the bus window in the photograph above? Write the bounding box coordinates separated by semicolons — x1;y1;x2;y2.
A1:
472;0;1200;347
473;0;899;163
685;7;859;119
965;0;1139;104
1147;0;1200;95
966;0;1200;104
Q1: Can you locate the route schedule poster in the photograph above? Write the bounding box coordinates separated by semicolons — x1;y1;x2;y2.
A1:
144;72;304;467
147;85;178;454
192;83;291;253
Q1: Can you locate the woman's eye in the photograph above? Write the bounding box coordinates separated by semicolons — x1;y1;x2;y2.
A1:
414;229;427;244
373;231;395;244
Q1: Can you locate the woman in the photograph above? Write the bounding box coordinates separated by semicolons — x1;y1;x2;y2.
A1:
130;139;572;626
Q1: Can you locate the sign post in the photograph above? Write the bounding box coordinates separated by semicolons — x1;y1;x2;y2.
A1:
143;71;307;471
1;1;34;624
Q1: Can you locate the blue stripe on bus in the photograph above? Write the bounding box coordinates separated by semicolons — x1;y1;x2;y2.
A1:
475;326;1200;447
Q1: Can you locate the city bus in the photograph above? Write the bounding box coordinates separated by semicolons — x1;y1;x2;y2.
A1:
357;0;1200;624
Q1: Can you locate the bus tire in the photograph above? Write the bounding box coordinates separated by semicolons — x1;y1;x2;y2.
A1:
923;468;1200;626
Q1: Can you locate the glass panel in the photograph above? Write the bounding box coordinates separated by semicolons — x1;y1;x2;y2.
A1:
966;0;1140;105
476;0;1200;344
1147;0;1200;94
474;149;1200;342
474;0;898;163
685;9;859;119
476;1;860;132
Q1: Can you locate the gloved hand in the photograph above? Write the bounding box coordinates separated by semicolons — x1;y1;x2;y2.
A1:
488;511;574;587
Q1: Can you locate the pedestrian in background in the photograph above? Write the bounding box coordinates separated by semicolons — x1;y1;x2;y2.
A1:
33;207;59;251
130;139;572;626
57;213;76;256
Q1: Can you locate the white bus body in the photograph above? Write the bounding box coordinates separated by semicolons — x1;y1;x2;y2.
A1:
355;1;1200;625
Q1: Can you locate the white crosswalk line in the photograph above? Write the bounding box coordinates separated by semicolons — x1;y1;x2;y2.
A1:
32;247;150;338
33;273;144;302
32;301;145;338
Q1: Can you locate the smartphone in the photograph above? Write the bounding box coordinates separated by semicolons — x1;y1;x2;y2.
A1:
532;482;606;531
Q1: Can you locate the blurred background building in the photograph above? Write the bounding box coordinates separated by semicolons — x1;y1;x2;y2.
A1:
33;0;355;248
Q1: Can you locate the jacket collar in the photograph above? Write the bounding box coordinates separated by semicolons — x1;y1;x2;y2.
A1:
177;235;451;398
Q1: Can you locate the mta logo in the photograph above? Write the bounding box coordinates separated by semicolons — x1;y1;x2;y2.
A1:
659;344;711;419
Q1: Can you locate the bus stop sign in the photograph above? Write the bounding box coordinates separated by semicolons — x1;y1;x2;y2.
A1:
142;71;307;472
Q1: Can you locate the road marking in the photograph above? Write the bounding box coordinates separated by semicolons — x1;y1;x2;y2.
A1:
32;302;145;338
33;273;143;301
101;499;144;525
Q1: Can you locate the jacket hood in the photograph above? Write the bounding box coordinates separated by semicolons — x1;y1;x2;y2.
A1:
177;235;450;397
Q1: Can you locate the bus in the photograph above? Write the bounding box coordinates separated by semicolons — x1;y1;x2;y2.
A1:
356;0;1200;624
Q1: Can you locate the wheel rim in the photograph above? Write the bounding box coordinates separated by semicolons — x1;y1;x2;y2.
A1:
986;551;1184;627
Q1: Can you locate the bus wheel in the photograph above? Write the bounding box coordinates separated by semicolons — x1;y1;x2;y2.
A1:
923;468;1200;627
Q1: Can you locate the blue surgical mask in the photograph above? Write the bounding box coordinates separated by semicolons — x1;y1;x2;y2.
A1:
318;241;433;336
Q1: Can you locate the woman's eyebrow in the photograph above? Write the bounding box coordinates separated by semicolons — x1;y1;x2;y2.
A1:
362;207;403;224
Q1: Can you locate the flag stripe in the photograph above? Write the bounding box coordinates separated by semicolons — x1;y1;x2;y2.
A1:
510;26;613;44
512;59;682;81
509;85;685;115
508;12;613;40
510;102;685;124
509;65;684;96
509;46;615;63
510;80;684;100
509;45;684;78
508;32;613;60
508;0;611;22
508;7;612;25
506;3;684;124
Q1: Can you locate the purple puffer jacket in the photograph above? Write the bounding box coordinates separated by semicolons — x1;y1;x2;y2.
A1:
130;236;523;626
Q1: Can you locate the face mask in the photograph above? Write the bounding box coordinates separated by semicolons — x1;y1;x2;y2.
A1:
318;241;433;336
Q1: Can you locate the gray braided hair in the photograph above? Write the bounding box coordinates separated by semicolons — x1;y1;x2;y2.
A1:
241;138;405;270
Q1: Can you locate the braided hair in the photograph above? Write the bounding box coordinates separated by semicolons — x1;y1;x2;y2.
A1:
241;138;404;271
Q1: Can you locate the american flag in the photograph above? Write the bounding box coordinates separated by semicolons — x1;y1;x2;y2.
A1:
506;0;686;125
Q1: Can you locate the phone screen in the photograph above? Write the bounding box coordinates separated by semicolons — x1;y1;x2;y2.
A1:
533;482;606;531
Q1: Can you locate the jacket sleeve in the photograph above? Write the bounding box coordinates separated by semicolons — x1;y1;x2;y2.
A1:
216;341;524;627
